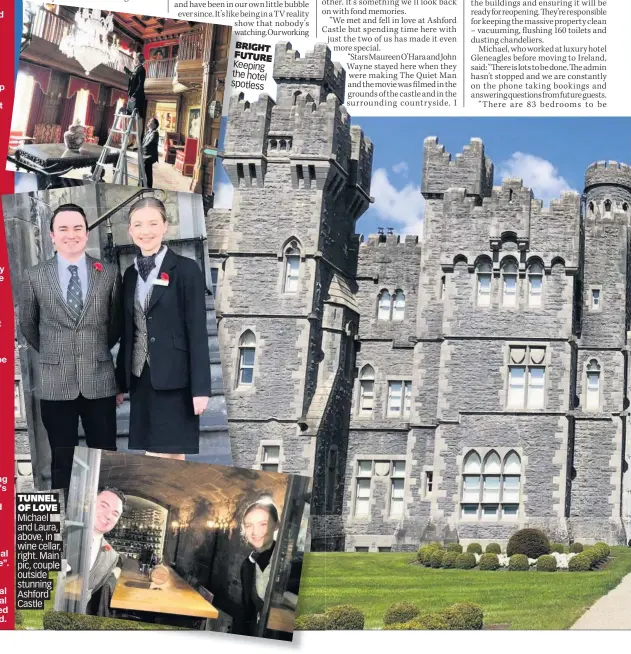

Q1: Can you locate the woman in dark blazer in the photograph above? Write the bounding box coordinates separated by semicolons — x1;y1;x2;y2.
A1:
115;197;210;458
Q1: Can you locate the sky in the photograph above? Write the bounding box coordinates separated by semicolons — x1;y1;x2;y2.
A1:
214;116;631;239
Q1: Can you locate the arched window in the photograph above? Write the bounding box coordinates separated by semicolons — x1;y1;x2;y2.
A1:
293;91;301;105
378;290;391;320
476;260;492;307
585;359;601;411
624;202;629;212
589;201;595;215
502;260;518;307
604;199;612;214
527;261;543;307
283;240;301;293
461;449;522;520
237;330;256;386
392;290;405;321
359;365;375;414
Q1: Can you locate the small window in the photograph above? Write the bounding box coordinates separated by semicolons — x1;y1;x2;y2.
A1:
502;260;518;307
355;547;369;552
378;547;392;552
476;261;492;306
390;478;404;517
261;446;280;472
14;381;22;418
604;199;612;214
585;359;601;411
359;365;375;414
283;240;301;293
210;267;219;298
591;288;601;310
527;262;543;307
378;290;391;320
440;276;446;300
355;478;371;517
387;381;412;418
237;330;256;386
425;470;434;495
392;290;405;321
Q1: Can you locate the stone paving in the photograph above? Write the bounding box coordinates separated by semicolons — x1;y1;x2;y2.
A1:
570;572;631;629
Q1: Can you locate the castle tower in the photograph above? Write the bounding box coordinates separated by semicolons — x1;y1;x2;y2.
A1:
569;162;631;543
208;43;373;550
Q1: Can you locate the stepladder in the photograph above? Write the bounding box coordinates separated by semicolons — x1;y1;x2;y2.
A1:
90;109;147;187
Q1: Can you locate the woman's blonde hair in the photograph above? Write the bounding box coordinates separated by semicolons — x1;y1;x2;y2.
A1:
128;196;168;223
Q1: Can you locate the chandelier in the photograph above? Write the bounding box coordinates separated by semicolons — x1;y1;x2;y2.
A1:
59;8;123;76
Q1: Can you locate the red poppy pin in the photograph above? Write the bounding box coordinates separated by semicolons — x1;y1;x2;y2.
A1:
160;272;169;283
102;544;112;552
93;262;103;272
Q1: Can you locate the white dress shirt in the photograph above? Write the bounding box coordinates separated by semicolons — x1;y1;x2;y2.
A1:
134;246;168;307
90;533;103;569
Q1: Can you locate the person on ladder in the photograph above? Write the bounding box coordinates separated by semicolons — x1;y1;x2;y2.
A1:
142;118;160;188
124;51;147;138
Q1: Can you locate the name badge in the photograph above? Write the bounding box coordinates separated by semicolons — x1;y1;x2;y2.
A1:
152;279;169;286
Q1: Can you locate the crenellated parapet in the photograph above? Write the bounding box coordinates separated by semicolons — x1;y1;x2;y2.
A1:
273;41;346;104
421;137;494;200
585;160;631;191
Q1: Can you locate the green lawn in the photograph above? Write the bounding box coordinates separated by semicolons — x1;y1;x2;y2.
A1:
297;547;631;630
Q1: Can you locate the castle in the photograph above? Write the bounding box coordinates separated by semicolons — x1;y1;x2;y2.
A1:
208;42;631;550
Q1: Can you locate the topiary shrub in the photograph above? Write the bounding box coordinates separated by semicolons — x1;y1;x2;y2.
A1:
550;543;565;554
594;542;611;558
446;543;463;553
536;555;557;572
479;553;500;571
441;603;484;630
508;553;530;571
485;543;501;554
294;613;328;630
383;602;421;626
43;611;182;630
455;552;477;569
385;613;450;630
506;528;550;559
569;542;584;553
466;543;482;555
568;553;592;572
583;547;602;566
430;549;445;568
324;605;365;630
442;551;459;569
419;543;443;566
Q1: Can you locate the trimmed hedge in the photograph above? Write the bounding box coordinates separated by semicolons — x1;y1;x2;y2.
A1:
506;528;550;559
43;611;182;630
295;614;328;630
442;603;484;630
430;549;445;568
324;605;365;630
442;551;459;569
479;553;500;571
594;542;611;558
466;543;483;555
418;543;444;566
385;613;450;630
508;554;530;571
485;543;501;554
550;543;565;554
568;553;592;572
455;553;477;569
536;555;557;572
15;611;24;627
383;602;420;626
569;542;584;553
446;543;463;553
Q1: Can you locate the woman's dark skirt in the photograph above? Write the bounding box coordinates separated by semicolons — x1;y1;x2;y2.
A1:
129;364;199;454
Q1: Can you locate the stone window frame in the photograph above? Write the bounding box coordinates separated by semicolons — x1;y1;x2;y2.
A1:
526;258;545;309
458;447;523;523
255;440;284;473
422;466;434;499
278;237;303;294
234;328;259;392
392;289;405;321
500;256;519;309
349;456;408;522
377;288;392;320
503;342;549;411
14;379;24;420
209;265;220;301
474;257;492;307
325;444;339;513
345;534;396;552
588;285;603;313
385;377;412;419
356;363;376;418
582;357;603;413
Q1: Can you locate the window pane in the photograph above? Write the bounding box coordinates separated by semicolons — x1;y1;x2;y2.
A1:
504;452;521;474
508;366;525;407
360;365;375;380
360;381;374;411
586;371;600;410
241;348;255;366
483;475;501;502
482;504;499;519
392;291;405;321
391;479;404;499
210;268;218;297
355;478;371;517
527;367;545;409
403;382;412;415
462;475;481;502
378;292;391;320
463;451;482;474
502;475;520;502
239;366;253;385
478;274;491;306
285;256;300;292
357;479;371;498
378;547;392;552
388;382;402;415
392;461;406;477
503;274;517;306
263;446;279;462
484;452;501;474
261;463;279;473
529;275;542;306
502;504;519;517
355;547;369;552
358;460;372;475
592;289;600;307
462;504;478;517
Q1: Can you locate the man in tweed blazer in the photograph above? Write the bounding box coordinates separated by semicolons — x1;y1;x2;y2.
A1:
19;203;122;492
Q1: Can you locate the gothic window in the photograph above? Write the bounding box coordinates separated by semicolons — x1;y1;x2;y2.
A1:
392;290;405;321
210;267;219;299
501;259;518;307
461;450;522;520
359;365;375;415
424;469;434;497
283;240;301;293
261;445;280;472
527;262;543;307
387;380;412;418
378;289;391;320
585;359;601;411
507;345;546;409
624;203;629;212
604;199;612;214
237;330;256;386
589;201;595;215
476;260;492;306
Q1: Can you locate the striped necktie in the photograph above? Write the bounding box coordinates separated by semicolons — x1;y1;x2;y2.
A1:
67;265;83;321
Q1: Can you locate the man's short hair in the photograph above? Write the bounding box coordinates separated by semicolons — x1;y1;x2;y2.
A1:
151;117;159;130
98;486;127;513
50;203;89;232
